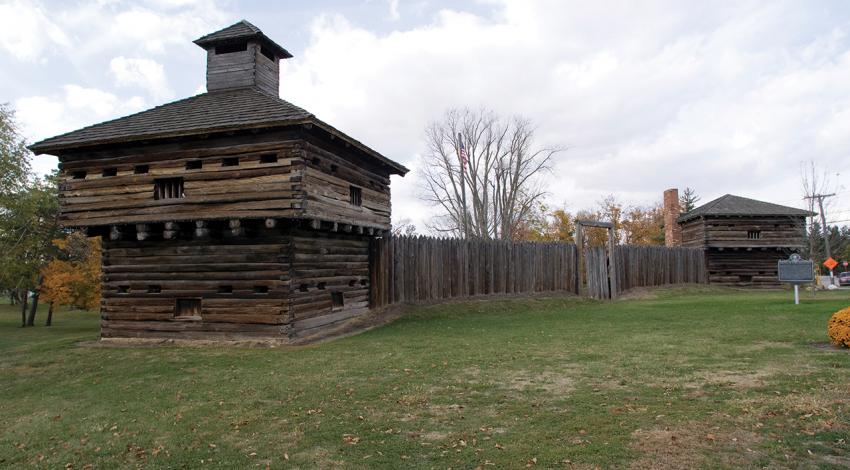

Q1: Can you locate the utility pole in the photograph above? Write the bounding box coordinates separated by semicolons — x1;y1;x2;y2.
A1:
805;193;836;281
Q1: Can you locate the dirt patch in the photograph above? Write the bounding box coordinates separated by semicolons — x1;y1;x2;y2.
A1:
292;446;346;469
502;370;575;395
699;370;772;389
630;422;762;469
420;431;449;441
809;341;850;352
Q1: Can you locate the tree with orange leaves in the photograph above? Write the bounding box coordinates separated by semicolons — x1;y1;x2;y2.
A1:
40;232;101;325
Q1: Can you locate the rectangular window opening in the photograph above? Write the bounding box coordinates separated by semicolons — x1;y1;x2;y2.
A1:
218;285;233;294
317;282;326;290
175;298;201;318
299;283;309;292
71;171;87;180
349;186;362;206
147;285;162;294
102;168;117;177
215;42;247;54
154;178;184;200
259;45;275;61
260;153;278;164
331;292;344;310
118;285;130;294
186;160;202;170
747;230;761;240
222;157;239;167
134;165;149;174
253;285;269;294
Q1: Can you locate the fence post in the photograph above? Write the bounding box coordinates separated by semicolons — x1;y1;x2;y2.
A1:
607;227;618;299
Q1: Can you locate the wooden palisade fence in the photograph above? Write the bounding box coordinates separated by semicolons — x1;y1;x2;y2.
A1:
370;236;579;307
614;245;708;291
370;235;707;307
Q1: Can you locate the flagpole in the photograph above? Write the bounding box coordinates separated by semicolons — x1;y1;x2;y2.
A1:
458;132;468;238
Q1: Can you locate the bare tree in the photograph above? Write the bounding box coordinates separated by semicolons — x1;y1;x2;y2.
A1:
420;108;559;240
391;218;417;236
800;161;837;261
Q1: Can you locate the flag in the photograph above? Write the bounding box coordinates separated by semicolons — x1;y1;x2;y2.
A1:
457;132;468;171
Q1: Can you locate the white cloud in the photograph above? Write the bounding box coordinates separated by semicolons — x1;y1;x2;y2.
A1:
16;85;146;143
6;1;850;230
0;0;69;61
110;56;173;99
280;1;850;230
387;0;400;21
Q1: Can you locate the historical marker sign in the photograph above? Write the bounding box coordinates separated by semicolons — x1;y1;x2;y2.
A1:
778;254;814;283
824;257;838;271
778;254;814;305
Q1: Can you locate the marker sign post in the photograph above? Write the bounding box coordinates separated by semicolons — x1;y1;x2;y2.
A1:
778;254;814;305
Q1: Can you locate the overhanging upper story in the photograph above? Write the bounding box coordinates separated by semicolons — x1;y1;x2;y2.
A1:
29;20;407;233
677;194;813;250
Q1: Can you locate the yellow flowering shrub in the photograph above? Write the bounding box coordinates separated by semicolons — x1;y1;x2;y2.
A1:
828;306;850;348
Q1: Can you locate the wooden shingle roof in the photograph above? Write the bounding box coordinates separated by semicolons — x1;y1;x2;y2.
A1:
29;87;408;175
193;20;292;58
677;194;813;223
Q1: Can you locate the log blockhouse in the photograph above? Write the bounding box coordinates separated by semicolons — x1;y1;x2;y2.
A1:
30;20;408;341
664;191;812;288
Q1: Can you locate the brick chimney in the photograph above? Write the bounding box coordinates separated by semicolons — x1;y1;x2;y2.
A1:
663;188;682;247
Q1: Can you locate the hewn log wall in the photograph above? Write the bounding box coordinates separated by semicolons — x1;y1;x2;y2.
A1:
301;142;392;229
101;235;290;340
706;248;790;288
288;230;371;336
59;140;303;227
57;134;393;230
681;216;806;249
680;219;706;248
702;216;806;248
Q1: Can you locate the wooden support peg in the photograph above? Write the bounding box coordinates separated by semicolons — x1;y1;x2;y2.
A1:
136;224;150;241
340;224;352;233
228;219;241;229
109;226;122;241
355;226;364;235
163;221;179;240
194;220;209;238
265;218;277;229
366;227;375;236
309;219;321;230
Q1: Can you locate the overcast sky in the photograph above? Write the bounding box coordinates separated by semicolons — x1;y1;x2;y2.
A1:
3;0;849;230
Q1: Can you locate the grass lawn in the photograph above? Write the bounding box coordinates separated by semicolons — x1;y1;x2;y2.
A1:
1;287;849;469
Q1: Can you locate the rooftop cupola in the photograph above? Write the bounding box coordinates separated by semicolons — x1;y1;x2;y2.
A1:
194;20;292;96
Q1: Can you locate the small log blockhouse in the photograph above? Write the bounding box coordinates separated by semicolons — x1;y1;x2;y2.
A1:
663;189;812;288
29;20;408;341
